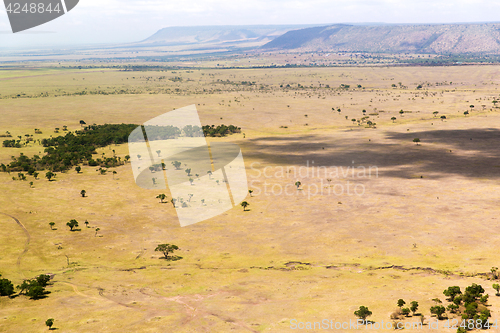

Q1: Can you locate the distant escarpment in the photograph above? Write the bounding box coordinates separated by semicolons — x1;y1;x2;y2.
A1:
262;23;500;54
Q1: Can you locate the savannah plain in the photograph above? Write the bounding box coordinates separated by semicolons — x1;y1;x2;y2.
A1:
1;61;500;332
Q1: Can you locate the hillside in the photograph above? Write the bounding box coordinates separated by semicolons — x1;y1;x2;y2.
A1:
140;24;321;47
262;23;500;54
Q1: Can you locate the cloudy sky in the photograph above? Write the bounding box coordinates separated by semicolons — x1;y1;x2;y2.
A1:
1;0;499;49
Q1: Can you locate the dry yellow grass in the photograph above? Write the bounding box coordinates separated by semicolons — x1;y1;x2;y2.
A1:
0;64;500;332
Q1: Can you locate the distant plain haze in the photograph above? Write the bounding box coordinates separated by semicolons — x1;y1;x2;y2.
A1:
1;0;500;50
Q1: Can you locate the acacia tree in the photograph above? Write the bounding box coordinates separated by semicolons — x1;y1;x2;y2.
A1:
430;305;446;320
75;166;81;173
354;306;372;323
413;138;421;145
155;244;179;259
0;276;14;296
410;301;419;315
241;201;249;211
45;171;55;181
49;222;55;230
295;181;301;189
391;117;396;123
397;299;406;309
443;286;462;302
172;161;182;169
95;228;100;237
46;318;54;330
493;283;500;296
156;193;167;203
66;219;79;231
80;190;86;197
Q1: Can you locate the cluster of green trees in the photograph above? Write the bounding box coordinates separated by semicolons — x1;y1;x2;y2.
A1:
396;299;419;317
129;125;182;141
202;124;241;137
17;274;51;300
128;124;240;141
0;273;51;300
355;283;494;331
2;140;22;148
437;283;492;329
2;124;137;173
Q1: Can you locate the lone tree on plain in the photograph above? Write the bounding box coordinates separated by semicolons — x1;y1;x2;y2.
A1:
433;111;439;117
354;306;372;323
80;190;86;197
241;201;249;211
66;219;78;231
45;171;55;181
413;138;421;146
75;166;81;173
441;115;447;121
491;267;498;279
493;283;500;296
95;228;100;237
172;161;182;170
156;193;167;203
295;181;301;190
49;222;55;230
248;190;253;197
112;171;117;179
397;299;406;309
156;150;161;157
45;318;54;330
79;119;86;126
84;220;89;228
155;244;179;260
391;117;396;123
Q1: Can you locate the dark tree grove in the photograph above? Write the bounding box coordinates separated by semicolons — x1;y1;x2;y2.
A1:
1;123;241;174
2;124;137;173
